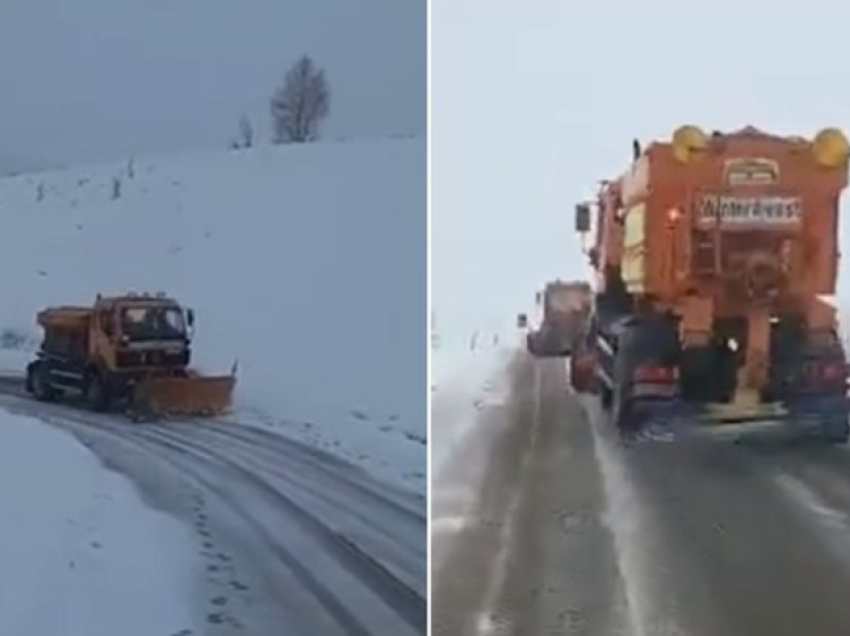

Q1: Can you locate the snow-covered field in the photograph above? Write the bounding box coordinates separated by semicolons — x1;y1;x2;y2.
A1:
0;412;200;636
0;137;426;491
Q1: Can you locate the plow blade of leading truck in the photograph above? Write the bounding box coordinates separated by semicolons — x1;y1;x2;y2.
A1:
131;373;236;419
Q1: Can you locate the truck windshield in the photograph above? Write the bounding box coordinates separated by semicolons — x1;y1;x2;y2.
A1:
120;305;186;341
547;289;584;313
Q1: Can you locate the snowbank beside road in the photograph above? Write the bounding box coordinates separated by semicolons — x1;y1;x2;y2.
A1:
430;329;518;570
0;412;199;636
431;329;518;476
0;138;426;492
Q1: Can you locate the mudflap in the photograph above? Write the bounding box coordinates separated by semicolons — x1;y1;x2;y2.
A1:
130;373;236;420
620;396;684;443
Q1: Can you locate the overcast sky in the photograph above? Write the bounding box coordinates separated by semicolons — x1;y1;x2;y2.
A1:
433;0;850;338
0;0;425;173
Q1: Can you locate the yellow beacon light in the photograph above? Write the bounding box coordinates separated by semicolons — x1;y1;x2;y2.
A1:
812;127;850;168
671;125;709;164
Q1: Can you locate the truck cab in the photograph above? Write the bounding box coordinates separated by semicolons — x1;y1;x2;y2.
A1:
92;295;195;372
28;293;198;410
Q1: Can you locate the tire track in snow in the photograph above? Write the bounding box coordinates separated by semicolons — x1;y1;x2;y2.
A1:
585;396;688;636
758;447;850;575
137;424;426;633
472;361;543;636
209;419;425;523
0;389;425;636
432;355;624;635
171;421;426;569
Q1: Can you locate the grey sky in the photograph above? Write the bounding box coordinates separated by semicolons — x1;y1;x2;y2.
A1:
0;0;425;173
433;0;850;337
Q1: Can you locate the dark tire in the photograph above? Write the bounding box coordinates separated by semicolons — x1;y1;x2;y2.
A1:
610;352;634;435
600;384;613;409
570;357;595;393
610;315;679;435
679;345;718;402
30;362;56;402
84;372;111;413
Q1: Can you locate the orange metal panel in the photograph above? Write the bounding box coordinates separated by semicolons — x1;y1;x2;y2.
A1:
610;128;846;314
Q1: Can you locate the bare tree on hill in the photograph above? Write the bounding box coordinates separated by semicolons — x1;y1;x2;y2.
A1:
270;55;330;144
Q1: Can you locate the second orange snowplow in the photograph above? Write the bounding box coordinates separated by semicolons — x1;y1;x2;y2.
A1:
25;292;236;419
526;280;592;357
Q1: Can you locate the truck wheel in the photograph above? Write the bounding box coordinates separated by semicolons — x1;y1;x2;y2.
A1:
30;362;56;402
610;326;640;436
569;356;593;393
680;346;716;402
85;372;111;413
610;316;679;436
600;384;613;409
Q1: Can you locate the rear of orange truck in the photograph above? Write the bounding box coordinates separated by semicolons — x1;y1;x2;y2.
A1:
526;280;592;357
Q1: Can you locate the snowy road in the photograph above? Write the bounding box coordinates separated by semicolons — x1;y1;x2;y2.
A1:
0;381;426;636
432;353;850;636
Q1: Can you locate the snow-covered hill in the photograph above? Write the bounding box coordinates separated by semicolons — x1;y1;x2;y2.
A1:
0;137;426;491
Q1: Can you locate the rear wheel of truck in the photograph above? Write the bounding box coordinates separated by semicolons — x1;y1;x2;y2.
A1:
30;362;56;402
610;314;679;437
610;326;639;436
84;372;111;413
600;383;613;409
569;355;595;393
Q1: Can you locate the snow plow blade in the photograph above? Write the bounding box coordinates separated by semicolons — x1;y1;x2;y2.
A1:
131;373;236;419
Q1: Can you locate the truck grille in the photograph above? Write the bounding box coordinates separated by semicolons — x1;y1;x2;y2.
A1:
116;349;188;368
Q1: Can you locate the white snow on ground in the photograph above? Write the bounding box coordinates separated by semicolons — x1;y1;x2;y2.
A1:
430;328;516;480
0;137;426;492
0;412;199;636
430;328;516;572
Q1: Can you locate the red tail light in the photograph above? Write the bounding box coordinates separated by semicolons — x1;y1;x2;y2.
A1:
633;365;677;383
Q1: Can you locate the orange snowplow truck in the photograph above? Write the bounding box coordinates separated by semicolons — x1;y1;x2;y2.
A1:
571;125;850;443
526;279;592;357
25;293;236;419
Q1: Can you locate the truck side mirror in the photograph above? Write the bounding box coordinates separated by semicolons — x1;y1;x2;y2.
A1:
187;308;195;327
517;313;528;328
575;203;591;233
